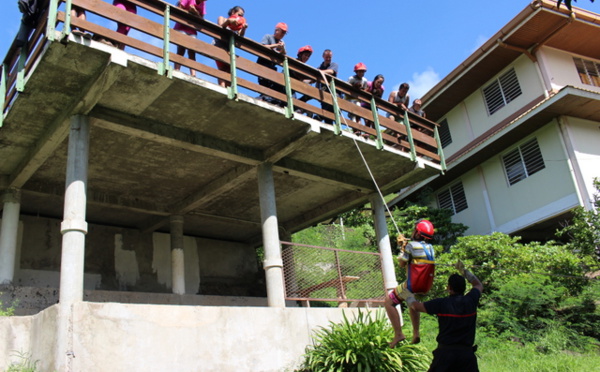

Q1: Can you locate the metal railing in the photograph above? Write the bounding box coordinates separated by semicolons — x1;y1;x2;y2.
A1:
281;241;386;307
1;0;445;168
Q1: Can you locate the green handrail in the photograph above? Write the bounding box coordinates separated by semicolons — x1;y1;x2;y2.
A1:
329;79;341;134
159;4;172;77
434;126;447;172
403;113;416;161
47;0;59;41
369;97;383;150
62;0;73;40
1;64;6;127
282;58;294;118
16;46;28;93
227;35;238;100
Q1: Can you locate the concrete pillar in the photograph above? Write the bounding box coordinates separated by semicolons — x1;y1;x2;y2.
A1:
257;163;285;308
0;188;21;284
370;195;398;291
170;215;185;295
56;115;90;372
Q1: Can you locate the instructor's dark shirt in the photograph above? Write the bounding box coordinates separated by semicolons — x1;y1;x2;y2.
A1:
424;288;481;346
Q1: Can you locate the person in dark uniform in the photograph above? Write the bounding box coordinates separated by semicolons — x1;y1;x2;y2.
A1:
405;261;483;372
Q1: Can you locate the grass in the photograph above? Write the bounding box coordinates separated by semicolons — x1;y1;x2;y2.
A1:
407;311;600;372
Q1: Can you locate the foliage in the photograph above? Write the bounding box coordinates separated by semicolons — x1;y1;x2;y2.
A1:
431;232;600;347
435;232;589;295
387;203;467;252
299;309;431;372
0;293;16;316
338;202;467;253
5;351;39;372
556;178;600;261
293;223;375;252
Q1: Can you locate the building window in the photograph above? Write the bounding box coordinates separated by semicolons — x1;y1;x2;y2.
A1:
502;138;545;186
574;57;600;87
438;119;452;148
483;68;522;115
437;182;468;215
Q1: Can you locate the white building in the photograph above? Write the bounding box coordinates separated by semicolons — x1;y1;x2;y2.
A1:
391;0;600;241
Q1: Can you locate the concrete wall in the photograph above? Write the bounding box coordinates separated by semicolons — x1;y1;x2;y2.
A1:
12;215;265;298
0;303;368;372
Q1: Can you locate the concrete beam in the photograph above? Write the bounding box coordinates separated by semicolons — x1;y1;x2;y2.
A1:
274;158;374;193
90;106;265;165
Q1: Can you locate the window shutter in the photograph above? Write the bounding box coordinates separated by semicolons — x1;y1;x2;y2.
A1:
438;119;452;148
483;68;522;115
437;182;468;215
503;138;545;186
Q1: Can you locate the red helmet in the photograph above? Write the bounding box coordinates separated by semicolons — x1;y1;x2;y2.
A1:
228;15;247;31
297;45;313;56
415;219;434;239
354;62;367;72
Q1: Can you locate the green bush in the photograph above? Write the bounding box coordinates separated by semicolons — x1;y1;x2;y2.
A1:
299;309;431;372
0;293;16;316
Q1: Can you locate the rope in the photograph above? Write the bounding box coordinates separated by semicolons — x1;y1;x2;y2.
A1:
432;262;599;281
317;70;401;236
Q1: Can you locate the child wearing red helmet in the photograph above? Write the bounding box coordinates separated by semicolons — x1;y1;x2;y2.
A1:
385;219;436;347
214;6;248;87
347;63;368;125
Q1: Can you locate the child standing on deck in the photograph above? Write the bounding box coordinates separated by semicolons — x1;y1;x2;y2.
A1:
174;0;207;77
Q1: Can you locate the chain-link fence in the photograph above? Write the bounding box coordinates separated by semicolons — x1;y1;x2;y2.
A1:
281;241;386;306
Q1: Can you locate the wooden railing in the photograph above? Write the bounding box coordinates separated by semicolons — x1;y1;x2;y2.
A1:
1;0;446;168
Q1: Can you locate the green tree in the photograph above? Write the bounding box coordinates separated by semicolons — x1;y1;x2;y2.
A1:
556;179;600;261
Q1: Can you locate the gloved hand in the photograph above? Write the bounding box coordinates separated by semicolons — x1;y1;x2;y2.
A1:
397;234;409;253
456;260;476;282
455;260;466;276
397;285;414;301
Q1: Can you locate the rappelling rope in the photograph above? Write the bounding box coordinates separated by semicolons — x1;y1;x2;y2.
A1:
317;70;402;236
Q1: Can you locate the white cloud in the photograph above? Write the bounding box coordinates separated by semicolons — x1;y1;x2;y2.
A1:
408;67;440;100
470;34;489;54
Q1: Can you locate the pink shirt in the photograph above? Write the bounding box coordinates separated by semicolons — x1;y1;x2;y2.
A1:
174;0;206;35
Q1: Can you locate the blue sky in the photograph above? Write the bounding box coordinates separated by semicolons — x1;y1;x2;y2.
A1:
1;1;594;100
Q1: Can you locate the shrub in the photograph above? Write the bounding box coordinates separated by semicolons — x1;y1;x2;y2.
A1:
300;309;431;372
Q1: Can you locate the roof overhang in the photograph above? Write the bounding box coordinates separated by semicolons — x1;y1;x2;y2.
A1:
423;0;600;121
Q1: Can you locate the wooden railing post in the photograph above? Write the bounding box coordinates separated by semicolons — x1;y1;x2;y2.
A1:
370;97;384;150
282;58;294;118
227;34;238;100
159;4;172;77
329;79;342;134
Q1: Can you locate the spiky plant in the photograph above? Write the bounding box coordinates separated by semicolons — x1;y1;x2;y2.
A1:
300;309;431;371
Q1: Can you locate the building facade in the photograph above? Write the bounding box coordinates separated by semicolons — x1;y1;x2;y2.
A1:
392;0;600;241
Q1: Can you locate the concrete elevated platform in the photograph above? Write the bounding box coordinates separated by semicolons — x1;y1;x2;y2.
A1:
1;35;441;245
